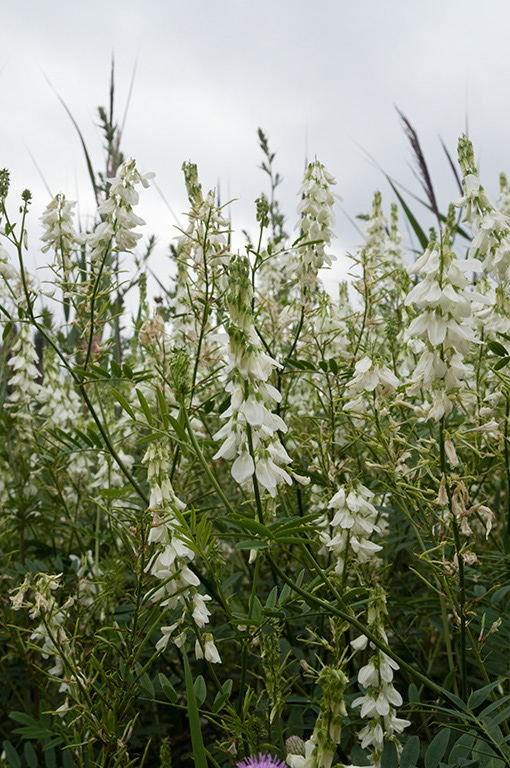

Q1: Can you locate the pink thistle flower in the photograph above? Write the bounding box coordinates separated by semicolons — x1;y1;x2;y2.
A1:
237;754;286;768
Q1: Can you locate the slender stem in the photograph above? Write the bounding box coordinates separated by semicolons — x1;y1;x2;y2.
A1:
440;416;468;701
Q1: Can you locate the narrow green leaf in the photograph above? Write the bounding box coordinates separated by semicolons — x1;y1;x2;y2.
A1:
72;366;100;379
425;728;451;768
110;359;123;378
2;741;21;768
156;386;168;416
74;428;94;448
24;742;37;768
493;356;510;371
182;652;208;768
203;396;216;413
443;667;457;691
381;740;398;768
449;733;475;763
387;177;428;250
218;395;231;414
87;427;103;448
111;388;136;420
488;340;508;357
122;362;134;379
231;516;272;538
401;735;420;768
158;672;178;704
194;675;207;707
236;540;270;550
136;388;153;426
135;432;162;446
266;586;278;610
2;320;13;340
469;680;505;709
491;585;510;604
408;683;420;703
88;363;111;378
138;672;155;698
211;689;230;713
44;745;56;768
168;414;188;443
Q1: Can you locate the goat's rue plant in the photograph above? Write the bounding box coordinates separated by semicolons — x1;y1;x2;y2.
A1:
0;126;509;768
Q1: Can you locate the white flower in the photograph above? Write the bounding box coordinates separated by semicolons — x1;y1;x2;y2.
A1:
347;357;399;396
195;634;221;664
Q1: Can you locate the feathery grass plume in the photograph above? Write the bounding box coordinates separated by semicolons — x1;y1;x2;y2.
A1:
396;106;441;232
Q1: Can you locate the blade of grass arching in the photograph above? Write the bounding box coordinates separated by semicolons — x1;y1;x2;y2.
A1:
439;136;463;195
148;267;174;298
24;145;53;198
182;651;208;768
119;52;139;141
386;177;428;250
152;180;182;226
340;206;366;239
40;69;100;205
389;176;470;241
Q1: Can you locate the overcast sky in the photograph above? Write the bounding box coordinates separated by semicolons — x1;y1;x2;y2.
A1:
2;0;510;295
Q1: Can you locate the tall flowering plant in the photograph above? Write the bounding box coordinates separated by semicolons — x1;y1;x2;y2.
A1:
0;119;508;768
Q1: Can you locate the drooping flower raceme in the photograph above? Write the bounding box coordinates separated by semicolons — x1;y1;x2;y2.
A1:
453;135;510;338
403;235;484;419
7;323;43;416
349;588;410;766
286;667;349;768
292;159;338;292
318;484;386;575
213;254;292;498
144;440;216;658
40;193;83;271
88;158;154;264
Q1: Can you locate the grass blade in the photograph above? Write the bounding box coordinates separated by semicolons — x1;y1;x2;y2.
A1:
182;651;208;768
386;176;428;250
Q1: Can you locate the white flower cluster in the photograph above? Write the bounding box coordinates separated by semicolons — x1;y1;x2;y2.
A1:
318;484;386;574
144;441;216;658
453;135;510;282
364;191;387;253
293;159;338;290
37;346;82;428
10;573;74;686
7;324;43;415
69;550;103;611
313;288;351;361
384;203;405;272
88;158;153;263
171;163;230;354
349;588;410;764
286;667;349;768
0;244;17;282
453;136;510;339
40;193;83;269
213;254;292;497
346;356;399;398
404;238;484;419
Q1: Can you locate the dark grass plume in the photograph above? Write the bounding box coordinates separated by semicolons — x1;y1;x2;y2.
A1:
396;106;442;234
